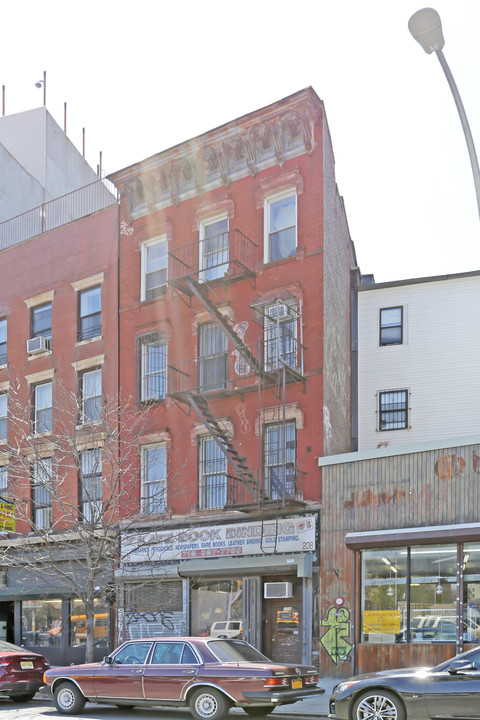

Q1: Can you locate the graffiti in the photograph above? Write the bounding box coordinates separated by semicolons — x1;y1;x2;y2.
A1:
232;322;251;376
344;487;406;510
235;402;251;433
320;606;352;665
125;610;174;632
435;454;466;480
120;219;134;236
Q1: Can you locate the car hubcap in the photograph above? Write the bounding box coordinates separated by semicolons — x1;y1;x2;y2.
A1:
58;687;75;710
357;695;397;720
196;693;218;718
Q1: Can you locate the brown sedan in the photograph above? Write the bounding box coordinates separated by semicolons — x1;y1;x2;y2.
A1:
44;637;323;718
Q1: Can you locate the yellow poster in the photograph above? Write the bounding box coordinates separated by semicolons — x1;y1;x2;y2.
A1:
0;501;15;532
363;610;401;634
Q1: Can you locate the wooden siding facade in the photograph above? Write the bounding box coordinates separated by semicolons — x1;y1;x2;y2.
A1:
318;439;480;678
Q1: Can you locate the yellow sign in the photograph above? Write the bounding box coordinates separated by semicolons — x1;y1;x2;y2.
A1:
0;501;15;532
363;610;401;634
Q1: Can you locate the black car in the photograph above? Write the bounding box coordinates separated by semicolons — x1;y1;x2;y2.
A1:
329;646;480;720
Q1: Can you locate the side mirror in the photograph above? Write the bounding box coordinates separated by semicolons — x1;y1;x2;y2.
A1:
103;656;113;665
448;659;474;674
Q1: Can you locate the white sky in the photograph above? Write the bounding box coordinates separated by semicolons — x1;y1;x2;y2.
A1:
2;0;480;282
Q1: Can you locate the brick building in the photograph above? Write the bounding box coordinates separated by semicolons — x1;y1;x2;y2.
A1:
110;87;358;665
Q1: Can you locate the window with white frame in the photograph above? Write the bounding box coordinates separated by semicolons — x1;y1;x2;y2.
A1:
380;306;403;346
32;457;53;530
138;332;167;402
79;286;101;341
200;216;229;281
80;449;102;523
0;319;6;365
141;236;168;301
141;444;167;515
198;322;228;392
378;390;408;431
264;190;297;263
0;394;6;442
199;436;227;510
264;300;297;372
81;368;102;424
263;421;296;500
0;466;7;495
34;382;52;434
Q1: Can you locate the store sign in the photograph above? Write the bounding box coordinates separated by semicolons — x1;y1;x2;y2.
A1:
363;610;401;634
122;515;316;564
0;501;15;532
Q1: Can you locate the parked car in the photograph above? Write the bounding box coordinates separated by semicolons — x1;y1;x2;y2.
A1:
329;645;480;720
44;636;323;718
210;621;243;638
395;615;480;643
0;640;50;701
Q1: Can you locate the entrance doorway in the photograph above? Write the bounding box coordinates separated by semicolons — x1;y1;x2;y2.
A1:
0;602;14;643
263;580;302;663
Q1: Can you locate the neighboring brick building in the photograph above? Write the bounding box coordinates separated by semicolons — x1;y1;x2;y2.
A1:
110;87;358;665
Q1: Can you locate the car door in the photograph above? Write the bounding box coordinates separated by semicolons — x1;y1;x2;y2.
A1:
426;653;480;719
143;641;199;701
93;641;152;700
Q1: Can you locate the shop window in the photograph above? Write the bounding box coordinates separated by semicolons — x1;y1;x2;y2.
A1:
380;306;403;346
70;599;108;647
263;421;296;500
200;216;229;281
78;285;101;342
378;390;408;431
462;543;480;643
0;318;6;365
137;332;167;402
141;444;167;515
31;457;53;530
0;394;7;442
123;581;185;639
263;300;298;372
191;579;243;638
198;322;228;392
264;190;297;263
22;598;62;647
198;436;227;510
79;448;102;524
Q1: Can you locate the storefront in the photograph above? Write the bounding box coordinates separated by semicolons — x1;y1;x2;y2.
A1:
117;513;318;664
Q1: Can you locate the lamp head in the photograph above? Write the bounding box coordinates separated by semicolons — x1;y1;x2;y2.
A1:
408;7;445;54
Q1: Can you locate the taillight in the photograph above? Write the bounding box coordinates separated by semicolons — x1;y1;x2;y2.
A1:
305;674;319;684
264;677;289;687
0;662;9;667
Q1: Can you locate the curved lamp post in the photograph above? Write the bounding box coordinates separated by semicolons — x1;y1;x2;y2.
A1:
408;8;480;222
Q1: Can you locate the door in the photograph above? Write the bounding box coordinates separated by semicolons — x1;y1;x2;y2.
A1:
0;602;13;642
426;670;480;718
93;641;152;700
143;641;199;700
263;581;302;663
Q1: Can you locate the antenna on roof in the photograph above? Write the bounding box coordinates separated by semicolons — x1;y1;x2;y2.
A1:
35;71;46;106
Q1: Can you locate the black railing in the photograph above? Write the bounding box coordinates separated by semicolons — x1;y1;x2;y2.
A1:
226;470;306;507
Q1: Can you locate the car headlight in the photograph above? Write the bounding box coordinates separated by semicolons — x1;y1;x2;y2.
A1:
335;681;360;694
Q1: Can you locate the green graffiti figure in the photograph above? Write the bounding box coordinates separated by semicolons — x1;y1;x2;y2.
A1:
320;606;352;665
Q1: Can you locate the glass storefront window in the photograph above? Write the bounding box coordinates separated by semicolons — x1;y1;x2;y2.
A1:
70;599;108;647
409;544;457;642
191;579;243;638
22;599;62;647
361;549;407;643
463;543;480;643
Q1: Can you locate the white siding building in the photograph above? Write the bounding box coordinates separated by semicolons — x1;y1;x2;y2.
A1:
357;270;480;451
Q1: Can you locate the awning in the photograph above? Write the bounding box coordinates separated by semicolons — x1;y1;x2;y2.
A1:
177;553;312;578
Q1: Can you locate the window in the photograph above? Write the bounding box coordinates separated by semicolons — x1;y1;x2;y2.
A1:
263;421;296;499
138;332;167;402
113;641;152;665
0;466;7;495
141;237;168;300
379;390;408;431
34;382;52;434
80;449;102;523
200;216;229;281
380;306;403;346
141;444;167;515
198;323;228;392
0;394;6;442
264;301;297;372
81;369;102;423
22;599;62;647
79;286;101;341
265;191;296;262
31;302;52;339
31;457;53;530
70;598;108;648
199;436;227;510
191;579;243;638
0;319;6;365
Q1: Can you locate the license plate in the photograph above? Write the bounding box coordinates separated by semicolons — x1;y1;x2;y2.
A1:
20;661;34;669
292;679;302;689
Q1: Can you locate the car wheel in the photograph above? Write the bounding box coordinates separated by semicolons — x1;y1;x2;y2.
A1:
190;687;230;720
10;692;36;701
353;690;405;720
244;705;276;716
54;682;86;715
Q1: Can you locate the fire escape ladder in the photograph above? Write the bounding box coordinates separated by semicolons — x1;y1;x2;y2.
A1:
188;394;260;495
184;278;261;376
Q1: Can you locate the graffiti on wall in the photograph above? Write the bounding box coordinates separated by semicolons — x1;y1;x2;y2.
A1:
320;606;352;665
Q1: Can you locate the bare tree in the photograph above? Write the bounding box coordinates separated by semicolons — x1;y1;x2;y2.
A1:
0;379;192;662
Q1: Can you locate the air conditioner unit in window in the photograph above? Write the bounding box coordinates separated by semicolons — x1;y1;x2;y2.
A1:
267;303;291;320
264;582;293;599
27;336;51;354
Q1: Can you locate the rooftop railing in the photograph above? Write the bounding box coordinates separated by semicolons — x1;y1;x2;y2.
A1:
0;178;118;252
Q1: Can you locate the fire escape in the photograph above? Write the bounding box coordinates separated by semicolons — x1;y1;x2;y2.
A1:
167;228;306;511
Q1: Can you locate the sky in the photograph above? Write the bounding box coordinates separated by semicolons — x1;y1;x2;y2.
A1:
1;0;480;282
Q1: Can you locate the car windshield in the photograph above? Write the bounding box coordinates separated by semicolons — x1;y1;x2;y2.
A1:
0;641;25;653
207;640;270;663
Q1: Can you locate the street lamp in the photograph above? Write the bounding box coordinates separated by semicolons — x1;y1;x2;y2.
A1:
408;8;480;223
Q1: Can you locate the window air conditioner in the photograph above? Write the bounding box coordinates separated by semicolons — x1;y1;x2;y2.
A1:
267;303;290;320
27;336;51;354
264;582;293;599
